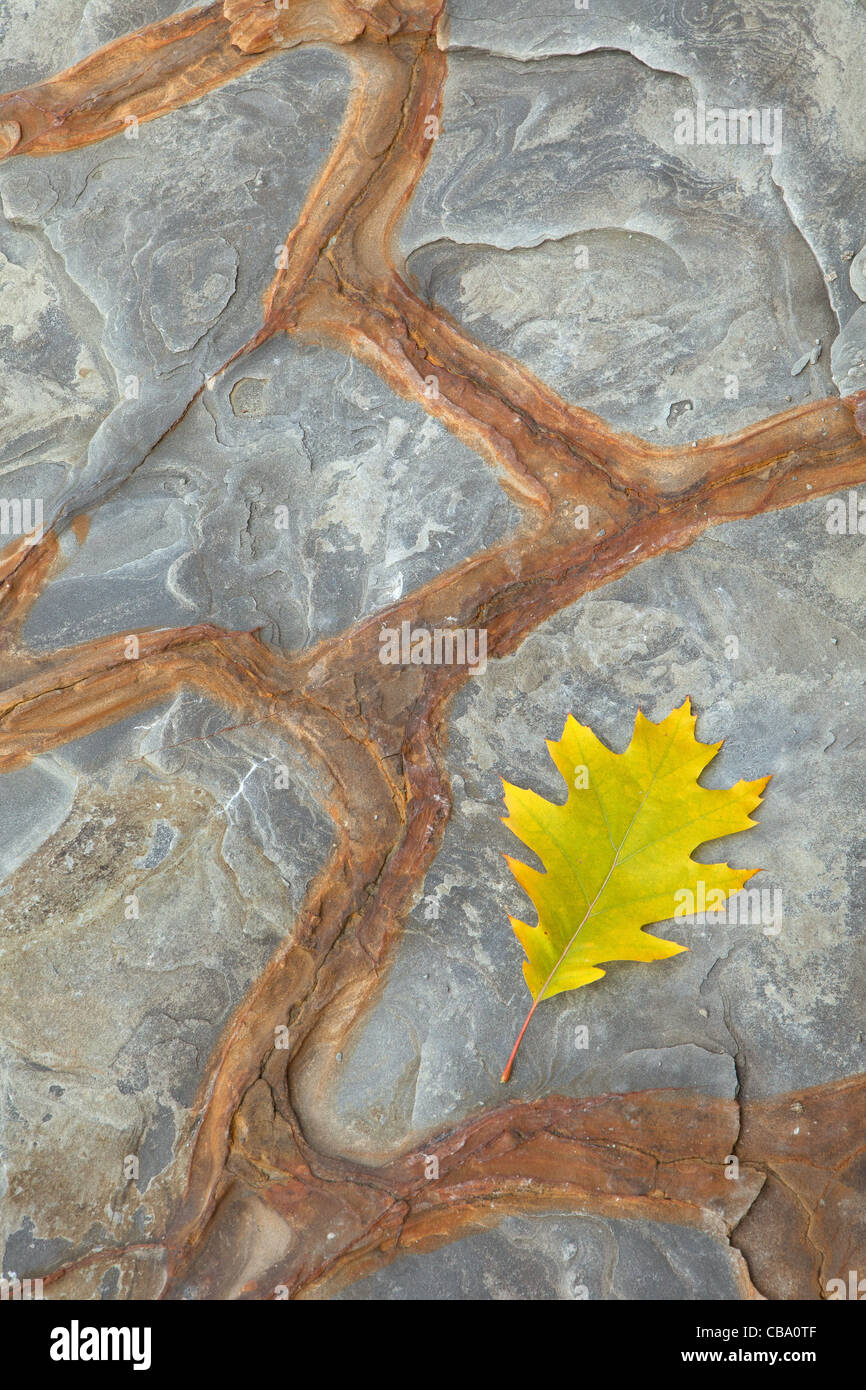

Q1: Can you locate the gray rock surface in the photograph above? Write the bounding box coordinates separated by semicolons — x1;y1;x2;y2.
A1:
19;339;516;652
336;1212;746;1300
296;503;866;1162
404;47;836;441
0;0;864;1300
0;699;333;1276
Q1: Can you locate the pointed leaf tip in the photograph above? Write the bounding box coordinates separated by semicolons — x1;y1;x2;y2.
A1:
498;701;771;1080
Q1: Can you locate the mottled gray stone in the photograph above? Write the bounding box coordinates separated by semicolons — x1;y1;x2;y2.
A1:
20;337;517;651
831;305;866;393
336;1213;745;1300
404;46;836;442
0;41;353;527
0;698;333;1273
297;500;866;1160
1;0;864;1301
0;222;116;522
0;1;89;89
850;246;866;303
0;759;77;881
444;0;866;323
150;236;238;353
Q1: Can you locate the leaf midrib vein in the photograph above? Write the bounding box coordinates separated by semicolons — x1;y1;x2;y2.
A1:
534;721;681;997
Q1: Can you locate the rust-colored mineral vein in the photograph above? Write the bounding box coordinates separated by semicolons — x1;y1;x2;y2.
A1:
0;0;863;1300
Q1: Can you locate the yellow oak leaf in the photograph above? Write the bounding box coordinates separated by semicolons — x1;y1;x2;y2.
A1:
500;698;769;1081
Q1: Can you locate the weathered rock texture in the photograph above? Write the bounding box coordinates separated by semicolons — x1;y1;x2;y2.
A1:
0;0;863;1301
